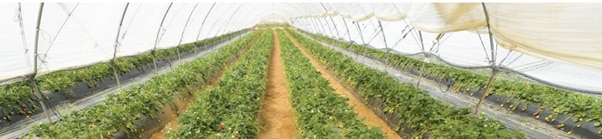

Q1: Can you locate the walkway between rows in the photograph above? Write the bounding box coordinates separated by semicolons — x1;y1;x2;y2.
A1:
257;29;298;139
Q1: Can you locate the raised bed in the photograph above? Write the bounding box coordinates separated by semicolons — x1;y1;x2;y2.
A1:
0;30;248;129
299;29;602;138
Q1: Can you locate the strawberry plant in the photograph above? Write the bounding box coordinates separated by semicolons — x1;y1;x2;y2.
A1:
24;30;262;138
170;31;272;138
278;29;385;138
287;29;525;138
299;29;602;137
0;29;248;127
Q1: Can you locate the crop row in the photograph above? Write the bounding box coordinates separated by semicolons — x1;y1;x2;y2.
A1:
0;30;247;126
299;29;602;135
169;29;273;138
24;30;263;138
286;29;525;138
277;29;384;138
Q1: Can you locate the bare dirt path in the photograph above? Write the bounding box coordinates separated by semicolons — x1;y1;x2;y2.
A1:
257;29;298;139
149;31;266;139
282;30;401;139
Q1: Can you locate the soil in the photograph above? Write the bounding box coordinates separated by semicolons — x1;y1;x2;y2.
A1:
283;30;402;139
257;29;298;139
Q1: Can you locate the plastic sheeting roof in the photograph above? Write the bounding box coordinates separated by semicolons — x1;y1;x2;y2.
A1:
1;2;602;92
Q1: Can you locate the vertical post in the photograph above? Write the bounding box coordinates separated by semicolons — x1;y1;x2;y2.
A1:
31;2;52;124
111;3;130;90
152;2;173;75
474;2;498;115
176;3;199;61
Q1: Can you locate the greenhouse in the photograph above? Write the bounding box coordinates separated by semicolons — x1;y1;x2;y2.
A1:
0;2;601;139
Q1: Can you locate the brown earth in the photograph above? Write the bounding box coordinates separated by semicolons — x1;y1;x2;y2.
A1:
257;29;298;139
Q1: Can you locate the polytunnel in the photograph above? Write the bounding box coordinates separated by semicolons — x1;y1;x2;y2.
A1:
0;2;601;139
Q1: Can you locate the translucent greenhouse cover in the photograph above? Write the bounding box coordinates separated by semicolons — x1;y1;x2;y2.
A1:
1;3;602;93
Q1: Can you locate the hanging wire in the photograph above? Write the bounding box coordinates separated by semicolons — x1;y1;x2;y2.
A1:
497;49;514;66
17;3;32;67
390;25;412;49
43;3;80;57
519;61;554;72
366;27;382;44
119;3;141;41
321;3;340;39
405;20;423;50
356;3;378;30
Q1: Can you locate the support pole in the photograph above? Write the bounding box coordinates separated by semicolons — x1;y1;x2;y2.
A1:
354;21;366;45
152;2;173;75
340;17;352;42
111;3;130;90
354;21;367;61
307;18;319;34
311;18;325;35
176;3;199;61
31;2;52;124
377;20;390;67
474;2;498;115
195;3;216;48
